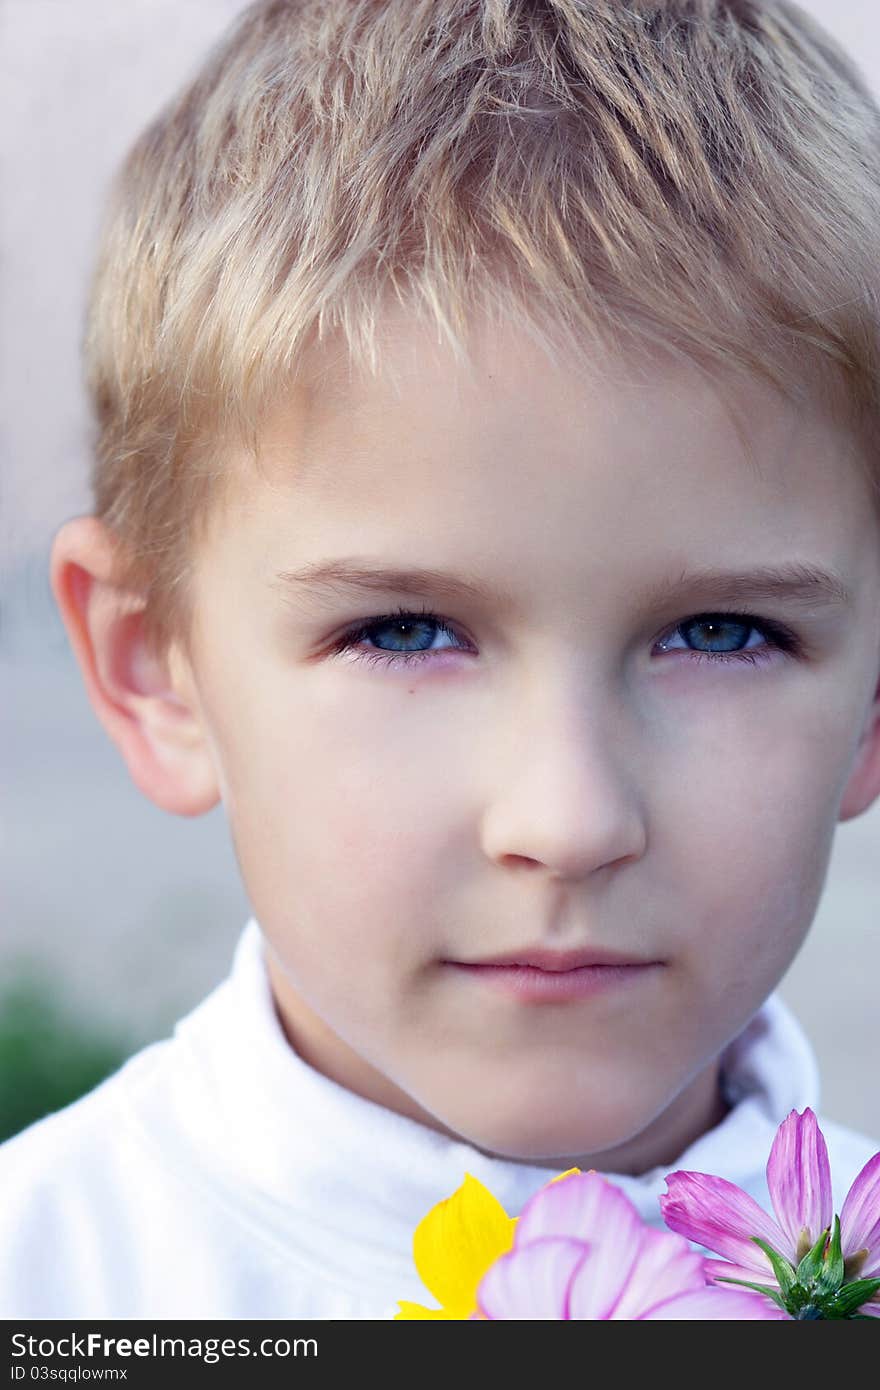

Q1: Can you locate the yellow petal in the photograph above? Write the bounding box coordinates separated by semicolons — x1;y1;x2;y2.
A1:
413;1173;516;1313
549;1167;582;1184
394;1300;462;1320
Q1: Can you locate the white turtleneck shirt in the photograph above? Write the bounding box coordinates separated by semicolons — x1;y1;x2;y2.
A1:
0;918;875;1319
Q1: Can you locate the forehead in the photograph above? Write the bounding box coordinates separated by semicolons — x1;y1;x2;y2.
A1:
216;308;878;603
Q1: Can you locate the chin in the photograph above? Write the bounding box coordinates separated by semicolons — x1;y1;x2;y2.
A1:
435;1092;657;1167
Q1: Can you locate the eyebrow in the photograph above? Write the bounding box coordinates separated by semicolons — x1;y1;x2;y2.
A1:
271;557;851;611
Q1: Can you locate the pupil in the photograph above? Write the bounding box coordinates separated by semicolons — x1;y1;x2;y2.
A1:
389;618;427;648
691;616;747;652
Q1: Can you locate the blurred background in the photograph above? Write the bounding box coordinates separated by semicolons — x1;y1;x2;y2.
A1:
2;0;879;1145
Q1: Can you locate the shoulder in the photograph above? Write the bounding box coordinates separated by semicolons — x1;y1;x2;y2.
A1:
0;1037;184;1316
0;1049;143;1187
0;1029;402;1320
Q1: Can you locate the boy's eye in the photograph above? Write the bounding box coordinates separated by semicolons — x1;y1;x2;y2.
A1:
656;612;803;667
329;605;466;669
328;605;802;670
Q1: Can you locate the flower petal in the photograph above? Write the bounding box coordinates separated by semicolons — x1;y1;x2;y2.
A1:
661;1171;788;1271
606;1225;707;1319
840;1150;880;1277
516;1170;642;1247
565;1228;647;1319
476;1236;589;1319
766;1108;833;1253
641;1287;789;1319
412;1173;515;1314
548;1167;582;1184
515;1170;644;1316
394;1301;461;1320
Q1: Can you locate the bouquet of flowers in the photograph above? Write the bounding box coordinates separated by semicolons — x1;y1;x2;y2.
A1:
395;1109;880;1320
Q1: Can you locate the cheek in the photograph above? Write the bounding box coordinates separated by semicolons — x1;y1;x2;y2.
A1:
213;688;443;978
666;708;847;1007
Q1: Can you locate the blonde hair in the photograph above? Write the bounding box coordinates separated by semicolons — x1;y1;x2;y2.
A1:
84;0;880;663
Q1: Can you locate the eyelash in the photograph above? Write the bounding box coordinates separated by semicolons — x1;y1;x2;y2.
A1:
329;604;804;671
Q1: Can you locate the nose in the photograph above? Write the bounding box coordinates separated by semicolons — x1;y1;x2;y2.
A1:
479;676;647;880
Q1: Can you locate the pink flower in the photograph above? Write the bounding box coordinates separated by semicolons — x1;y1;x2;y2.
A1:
474;1170;785;1319
661;1108;880;1319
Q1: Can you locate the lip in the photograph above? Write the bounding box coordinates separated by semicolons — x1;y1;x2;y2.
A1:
457;946;656;971
444;948;664;1004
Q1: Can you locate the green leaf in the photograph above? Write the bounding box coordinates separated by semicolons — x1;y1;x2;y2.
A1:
795;1226;829;1286
814;1216;845;1297
750;1237;798;1299
825;1277;880;1318
714;1275;788;1311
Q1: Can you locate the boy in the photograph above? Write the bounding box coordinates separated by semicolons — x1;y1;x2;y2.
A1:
3;0;880;1319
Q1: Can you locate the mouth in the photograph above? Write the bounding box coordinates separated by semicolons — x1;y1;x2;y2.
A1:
456;946;657;971
443;947;665;1003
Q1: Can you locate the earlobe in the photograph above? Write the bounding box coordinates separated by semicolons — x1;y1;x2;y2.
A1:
837;679;880;823
49;515;221;818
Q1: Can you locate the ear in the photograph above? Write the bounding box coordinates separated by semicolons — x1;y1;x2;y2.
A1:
838;672;880;823
49;515;221;817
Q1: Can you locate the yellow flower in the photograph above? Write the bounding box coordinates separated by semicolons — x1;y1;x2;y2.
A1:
395;1167;581;1320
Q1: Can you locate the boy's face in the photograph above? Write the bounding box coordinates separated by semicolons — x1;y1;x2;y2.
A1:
64;310;880;1171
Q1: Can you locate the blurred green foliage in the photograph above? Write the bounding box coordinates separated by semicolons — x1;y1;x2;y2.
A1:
0;973;132;1144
